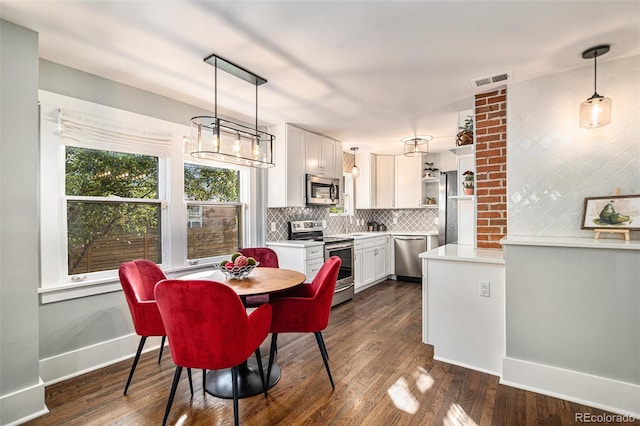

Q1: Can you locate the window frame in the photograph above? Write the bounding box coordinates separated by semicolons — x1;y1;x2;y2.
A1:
38;91;256;303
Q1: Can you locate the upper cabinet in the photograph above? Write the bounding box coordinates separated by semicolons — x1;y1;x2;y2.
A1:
268;124;343;207
305;133;343;179
395;155;422;208
268;124;306;208
375;155;395;208
355;152;376;209
355;153;431;209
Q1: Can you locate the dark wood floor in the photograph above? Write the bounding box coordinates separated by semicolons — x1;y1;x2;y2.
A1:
26;281;637;426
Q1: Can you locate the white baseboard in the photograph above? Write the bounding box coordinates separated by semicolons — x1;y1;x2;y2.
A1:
434;355;501;377
0;377;48;426
502;357;640;418
40;333;164;385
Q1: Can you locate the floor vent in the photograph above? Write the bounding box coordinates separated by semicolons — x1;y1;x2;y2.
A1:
471;71;512;89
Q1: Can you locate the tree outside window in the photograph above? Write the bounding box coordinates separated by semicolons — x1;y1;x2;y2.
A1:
184;163;242;260
65;147;161;275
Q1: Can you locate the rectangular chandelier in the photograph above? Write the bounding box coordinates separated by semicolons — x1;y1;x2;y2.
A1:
187;53;275;168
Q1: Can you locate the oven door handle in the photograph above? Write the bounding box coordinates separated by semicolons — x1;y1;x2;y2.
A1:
335;283;354;293
325;242;354;250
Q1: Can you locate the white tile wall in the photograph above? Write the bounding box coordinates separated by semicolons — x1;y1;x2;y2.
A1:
507;54;640;238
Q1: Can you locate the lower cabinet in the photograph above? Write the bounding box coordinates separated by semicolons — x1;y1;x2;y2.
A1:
265;242;325;282
355;235;390;293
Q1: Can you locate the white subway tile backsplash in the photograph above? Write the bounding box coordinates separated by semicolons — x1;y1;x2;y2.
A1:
507;54;639;238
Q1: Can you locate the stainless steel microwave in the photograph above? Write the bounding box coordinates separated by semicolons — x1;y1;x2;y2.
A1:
306;174;340;206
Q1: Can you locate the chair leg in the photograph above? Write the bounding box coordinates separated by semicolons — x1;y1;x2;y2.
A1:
232;366;239;426
187;368;193;396
254;347;267;397
202;369;206;393
314;332;335;390
266;333;278;384
158;335;166;364
316;331;329;360
124;336;147;395
162;366;183;426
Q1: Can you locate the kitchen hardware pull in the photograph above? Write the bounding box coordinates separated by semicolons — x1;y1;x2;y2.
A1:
395;236;426;241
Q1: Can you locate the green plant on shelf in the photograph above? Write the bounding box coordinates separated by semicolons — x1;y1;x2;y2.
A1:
462;170;474;195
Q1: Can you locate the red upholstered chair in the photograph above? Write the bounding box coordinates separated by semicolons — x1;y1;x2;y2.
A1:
155;279;272;426
238;247;279;307
267;256;341;389
118;260;169;395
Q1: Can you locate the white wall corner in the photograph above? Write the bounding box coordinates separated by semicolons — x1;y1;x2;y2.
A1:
0;378;48;426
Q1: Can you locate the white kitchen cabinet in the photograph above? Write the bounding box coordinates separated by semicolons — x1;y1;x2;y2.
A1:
374;243;388;281
395;155;422;208
357;235;390;292
353;240;363;290
375;155;395;208
305;132;342;179
304;131;322;176
355;152;376;209
265;242;325;281
267;124;306;207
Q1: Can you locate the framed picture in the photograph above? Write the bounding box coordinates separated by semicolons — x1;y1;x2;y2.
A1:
581;194;640;230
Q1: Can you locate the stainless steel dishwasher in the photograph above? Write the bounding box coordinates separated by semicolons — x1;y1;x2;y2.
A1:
394;236;427;282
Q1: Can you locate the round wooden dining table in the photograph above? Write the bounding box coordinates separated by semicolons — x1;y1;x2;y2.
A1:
179;267;306;399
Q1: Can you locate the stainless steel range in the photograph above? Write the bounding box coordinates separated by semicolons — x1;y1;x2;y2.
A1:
288;220;354;306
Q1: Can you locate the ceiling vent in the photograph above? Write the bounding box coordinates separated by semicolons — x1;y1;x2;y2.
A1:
470;71;512;89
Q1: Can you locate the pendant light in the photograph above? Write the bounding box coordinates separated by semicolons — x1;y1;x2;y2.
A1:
403;135;432;157
189;53;275;167
579;45;612;129
350;147;360;178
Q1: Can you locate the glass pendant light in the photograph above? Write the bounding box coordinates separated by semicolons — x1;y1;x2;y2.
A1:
350;147;360;178
579;45;612;129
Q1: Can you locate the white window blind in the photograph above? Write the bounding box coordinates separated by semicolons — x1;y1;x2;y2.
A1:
58;108;173;157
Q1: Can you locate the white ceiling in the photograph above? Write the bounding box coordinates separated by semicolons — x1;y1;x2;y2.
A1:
1;1;639;154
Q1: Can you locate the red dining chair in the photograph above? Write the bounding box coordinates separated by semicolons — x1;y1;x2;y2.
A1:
119;260;195;396
155;279;272;426
238;247;279;307
266;256;341;390
119;260;169;395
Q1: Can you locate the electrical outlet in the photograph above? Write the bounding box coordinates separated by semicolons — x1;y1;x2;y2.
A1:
270;222;277;232
479;281;490;297
393;217;398;224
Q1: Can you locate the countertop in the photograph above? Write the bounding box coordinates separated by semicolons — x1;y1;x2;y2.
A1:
500;235;640;250
420;243;505;264
267;231;438;246
266;240;324;248
331;231;438;240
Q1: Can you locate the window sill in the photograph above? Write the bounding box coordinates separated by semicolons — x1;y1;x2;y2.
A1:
38;263;219;304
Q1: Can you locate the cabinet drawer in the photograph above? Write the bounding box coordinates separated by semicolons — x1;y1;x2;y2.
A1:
305;258;324;281
305;245;324;260
362;237;378;249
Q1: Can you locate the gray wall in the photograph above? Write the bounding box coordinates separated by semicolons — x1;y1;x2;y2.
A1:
0;19;43;423
505;245;640;384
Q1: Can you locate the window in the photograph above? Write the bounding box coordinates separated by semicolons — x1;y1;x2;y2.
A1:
184;163;243;261
38;91;258;302
65;147;161;275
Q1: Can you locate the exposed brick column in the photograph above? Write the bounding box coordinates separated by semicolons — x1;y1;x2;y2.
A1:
475;88;507;249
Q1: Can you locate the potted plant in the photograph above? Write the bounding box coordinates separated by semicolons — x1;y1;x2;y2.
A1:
425;196;436;205
462;170;474;195
456;116;474;146
423;162;439;178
